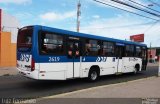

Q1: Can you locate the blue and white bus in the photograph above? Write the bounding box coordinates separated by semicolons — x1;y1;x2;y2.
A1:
17;25;147;81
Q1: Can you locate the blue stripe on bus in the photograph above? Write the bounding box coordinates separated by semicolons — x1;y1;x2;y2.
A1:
17;52;103;63
35;56;102;63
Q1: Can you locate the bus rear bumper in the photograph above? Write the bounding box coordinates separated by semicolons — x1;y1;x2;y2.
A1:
17;68;39;80
38;70;67;80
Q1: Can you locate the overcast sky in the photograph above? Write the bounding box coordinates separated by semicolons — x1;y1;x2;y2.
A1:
0;0;160;47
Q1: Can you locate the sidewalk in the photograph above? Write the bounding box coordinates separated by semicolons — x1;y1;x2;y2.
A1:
0;67;18;76
45;77;160;98
147;62;159;67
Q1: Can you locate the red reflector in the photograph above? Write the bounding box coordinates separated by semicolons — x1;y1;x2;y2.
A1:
31;58;35;71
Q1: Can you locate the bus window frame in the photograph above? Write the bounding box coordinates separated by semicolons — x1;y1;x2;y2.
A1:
102;41;115;57
66;36;83;58
84;38;102;56
142;46;147;61
38;30;66;56
125;44;135;57
135;46;143;58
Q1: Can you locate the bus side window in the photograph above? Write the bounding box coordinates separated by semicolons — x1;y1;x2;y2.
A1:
102;41;114;57
85;43;91;55
125;45;134;57
85;39;101;56
135;46;142;57
41;44;47;53
142;47;147;60
39;31;64;55
75;43;80;56
68;44;73;56
41;33;47;54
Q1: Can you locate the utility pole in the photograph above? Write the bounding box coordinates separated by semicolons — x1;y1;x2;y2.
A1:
150;42;152;63
77;0;81;32
158;52;160;76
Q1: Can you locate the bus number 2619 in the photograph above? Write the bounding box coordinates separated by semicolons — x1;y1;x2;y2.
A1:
49;57;60;62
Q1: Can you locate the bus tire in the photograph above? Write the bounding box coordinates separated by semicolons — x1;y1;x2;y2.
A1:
134;64;140;74
88;67;100;82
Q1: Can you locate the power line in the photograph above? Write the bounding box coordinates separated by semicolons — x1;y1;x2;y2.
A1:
127;0;160;14
93;0;159;21
148;0;160;7
111;0;160;17
144;19;160;33
80;21;158;30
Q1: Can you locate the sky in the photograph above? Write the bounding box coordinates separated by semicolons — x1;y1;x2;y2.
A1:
0;0;160;47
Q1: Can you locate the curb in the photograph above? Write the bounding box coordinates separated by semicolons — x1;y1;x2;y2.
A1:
0;68;18;77
41;76;156;99
0;74;18;77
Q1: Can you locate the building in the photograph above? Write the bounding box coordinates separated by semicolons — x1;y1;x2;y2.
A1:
0;9;20;67
148;47;160;62
129;34;160;62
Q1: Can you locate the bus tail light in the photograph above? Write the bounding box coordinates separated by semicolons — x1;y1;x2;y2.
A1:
31;58;35;71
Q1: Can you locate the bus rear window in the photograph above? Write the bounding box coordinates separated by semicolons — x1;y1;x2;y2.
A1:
17;27;33;48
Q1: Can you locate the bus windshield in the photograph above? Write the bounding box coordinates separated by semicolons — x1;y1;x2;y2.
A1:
17;27;33;48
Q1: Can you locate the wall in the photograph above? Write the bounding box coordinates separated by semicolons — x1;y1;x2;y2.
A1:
0;9;2;31
10;44;16;66
0;32;16;67
0;9;19;67
1;9;20;43
148;49;156;59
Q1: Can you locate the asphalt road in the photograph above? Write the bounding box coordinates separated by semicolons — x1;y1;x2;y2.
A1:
0;65;158;98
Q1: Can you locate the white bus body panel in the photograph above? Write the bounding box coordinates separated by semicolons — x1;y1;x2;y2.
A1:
39;63;67;80
123;57;134;73
80;57;117;78
122;57;142;73
116;58;123;73
67;62;81;78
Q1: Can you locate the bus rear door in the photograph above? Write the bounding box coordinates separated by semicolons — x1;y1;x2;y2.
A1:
115;43;125;74
67;37;82;78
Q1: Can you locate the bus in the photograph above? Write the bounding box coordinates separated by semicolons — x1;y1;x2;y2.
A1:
17;25;148;81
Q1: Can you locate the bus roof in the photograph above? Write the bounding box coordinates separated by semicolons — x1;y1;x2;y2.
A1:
25;25;147;47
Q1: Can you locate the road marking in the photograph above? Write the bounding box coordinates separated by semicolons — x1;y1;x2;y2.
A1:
41;76;156;99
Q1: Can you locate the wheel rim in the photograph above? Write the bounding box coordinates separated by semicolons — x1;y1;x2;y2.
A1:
91;71;97;80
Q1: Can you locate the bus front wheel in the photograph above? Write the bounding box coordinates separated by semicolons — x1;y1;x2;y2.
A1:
88;69;99;82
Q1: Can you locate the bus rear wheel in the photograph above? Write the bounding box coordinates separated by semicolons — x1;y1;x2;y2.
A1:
88;69;99;82
134;64;140;74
